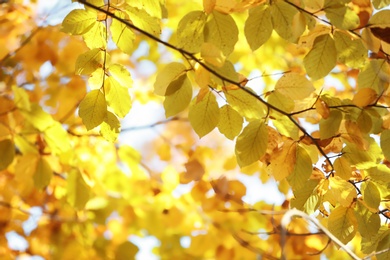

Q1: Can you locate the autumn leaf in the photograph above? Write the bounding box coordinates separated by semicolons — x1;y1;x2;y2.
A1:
79;89;107;130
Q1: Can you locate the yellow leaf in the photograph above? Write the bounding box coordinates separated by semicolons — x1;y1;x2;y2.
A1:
290;179;320;214
88;67;105;89
267;91;295;113
177;11;207;53
163;76;192;117
189;90;220;138
79;89;107;130
203;0;216;14
184;159;205;182
271;113;300;140
115;241;139;260
12;85;30;111
62;9;96;35
355;199;380;239
357;59;390;94
324;4;359;30
154;62;187;96
372;0;390;9
352;88;377;107
303;34;337;80
161;165;179;191
328;206;358;245
267;139;296;181
111;11;135;55
67;170;92;210
334;156;352;180
274;73;315;100
21;103;55;131
334;31;367;68
286;145;313;190
125;6;161;36
204;10;238;56
109;63;133;87
75;48;103;75
33;157;53;189
105;77;132;118
201;42;225;67
100;111;121;142
44;123;71;154
0;139;15;170
270;1;304;42
217;104;243;140
157;142;171;161
326;177;357;207
128;0;163;19
235;120;268;167
319;110;342;139
244;4;272;51
209;60;238;86
381;130;390;161
369;9;390;26
224;86;266;120
82;21;107;49
362;181;381;210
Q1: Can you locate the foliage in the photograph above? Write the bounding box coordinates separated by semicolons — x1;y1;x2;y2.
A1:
1;0;390;259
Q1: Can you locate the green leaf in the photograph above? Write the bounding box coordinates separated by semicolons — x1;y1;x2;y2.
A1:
177;11;207;53
362;181;381;210
62;9;96;35
334;156;352;180
224;87;266;120
319;110;342;139
286;145;313;191
274;73;315;100
328;206;358;245
67;170;91;210
244;4;273;51
324;4;359;30
303;34;337;80
189;91;220;138
217;104;243;140
355;200;380;240
105;77;132;118
154;62;187;96
111;11;135;55
204;10;238;56
334;31;367;68
79;89;107;130
109;64;133;88
235;120;268;167
75;48;103;75
164;76;192;117
0;139;15;170
357;59;390;94
100;111;121;142
290;179;320;214
33;157;53;189
82;22;107;49
125;6;161;36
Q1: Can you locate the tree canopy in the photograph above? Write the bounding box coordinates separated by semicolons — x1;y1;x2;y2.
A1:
1;0;390;259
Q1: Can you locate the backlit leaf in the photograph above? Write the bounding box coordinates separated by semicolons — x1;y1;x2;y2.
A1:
381;130;390;161
62;9;96;35
334;31;367;68
177;11;207;53
235;120;268;167
319;110;342;139
326;177;357;207
0;139;15;170
334;156;352;180
109;64;133;88
352;88;377;107
286;145;313;191
82;22;107;49
204;10;238;56
75;48;103;75
164;76;192;117
372;0;390;9
79;89;107;130
357;59;390;94
111;11;135;55
362;181;381;210
324;4;359;30
125;6;161;36
244;4;273;51
267;139;296;181
201;42;225;67
12;85;31;111
224;86;266;120
328;206;358;245
189;90;220;138
33;157;53;189
154;62;187;96
355;200;380;240
270;1;304;42
105;77;132;118
100;111;121;142
217;104;243;140
303;34;337;80
67;170;91;210
290;179;320;214
274;73;315;100
267;91;295;113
